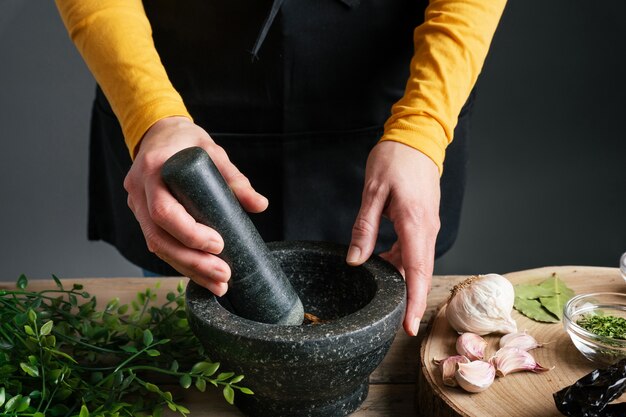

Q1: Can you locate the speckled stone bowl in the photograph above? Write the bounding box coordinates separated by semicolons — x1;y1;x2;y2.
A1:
186;241;406;417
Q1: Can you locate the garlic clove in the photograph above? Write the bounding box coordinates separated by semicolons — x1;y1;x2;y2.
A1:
434;355;470;387
446;274;518;336
490;347;553;377
455;360;496;393
499;330;544;351
456;333;488;360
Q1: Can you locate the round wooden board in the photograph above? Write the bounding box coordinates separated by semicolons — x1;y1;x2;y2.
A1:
418;266;626;417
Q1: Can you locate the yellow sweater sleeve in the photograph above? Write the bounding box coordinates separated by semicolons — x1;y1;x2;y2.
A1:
380;0;507;173
55;0;191;158
56;0;505;167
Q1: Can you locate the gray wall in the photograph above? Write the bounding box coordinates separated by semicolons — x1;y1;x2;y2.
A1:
0;1;624;282
436;0;626;274
0;0;141;280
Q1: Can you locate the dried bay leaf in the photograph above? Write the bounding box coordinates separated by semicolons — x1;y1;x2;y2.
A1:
514;284;555;299
539;290;575;320
538;276;575;319
514;297;560;323
513;274;576;323
539;276;575;297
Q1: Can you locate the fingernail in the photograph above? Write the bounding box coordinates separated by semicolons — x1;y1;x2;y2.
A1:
257;194;269;207
210;237;224;254
214;283;228;297
346;245;361;265
411;317;421;336
213;267;231;282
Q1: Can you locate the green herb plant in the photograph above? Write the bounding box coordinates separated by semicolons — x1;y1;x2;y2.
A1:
0;275;252;417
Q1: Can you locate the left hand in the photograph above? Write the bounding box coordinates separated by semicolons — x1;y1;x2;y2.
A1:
347;141;441;336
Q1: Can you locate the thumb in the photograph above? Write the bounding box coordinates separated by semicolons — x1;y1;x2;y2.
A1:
347;185;386;266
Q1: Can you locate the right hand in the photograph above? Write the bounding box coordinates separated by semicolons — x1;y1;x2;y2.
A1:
123;116;269;295
346;141;441;336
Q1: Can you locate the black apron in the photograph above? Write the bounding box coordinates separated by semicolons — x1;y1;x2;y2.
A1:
88;0;472;275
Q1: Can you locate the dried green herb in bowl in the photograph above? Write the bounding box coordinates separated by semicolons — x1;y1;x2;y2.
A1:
563;292;626;366
577;314;626;340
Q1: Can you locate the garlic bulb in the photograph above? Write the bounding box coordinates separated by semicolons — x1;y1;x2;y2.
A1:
434;355;470;387
455;360;495;393
490;347;552;377
456;333;487;360
499;331;544;351
446;274;517;335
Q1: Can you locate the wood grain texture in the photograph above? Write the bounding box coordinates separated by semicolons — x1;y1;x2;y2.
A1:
0;274;464;416
418;266;625;417
155;384;416;417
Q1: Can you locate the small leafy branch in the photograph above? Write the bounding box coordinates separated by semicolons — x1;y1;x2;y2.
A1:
0;275;252;417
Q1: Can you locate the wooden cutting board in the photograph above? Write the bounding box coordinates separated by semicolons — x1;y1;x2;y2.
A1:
417;266;625;417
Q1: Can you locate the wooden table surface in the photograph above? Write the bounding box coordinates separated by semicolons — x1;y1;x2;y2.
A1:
1;274;467;416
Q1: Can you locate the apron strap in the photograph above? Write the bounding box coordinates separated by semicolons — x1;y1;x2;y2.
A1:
251;0;286;60
251;0;361;59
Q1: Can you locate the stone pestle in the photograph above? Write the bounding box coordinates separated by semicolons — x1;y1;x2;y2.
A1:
161;147;304;325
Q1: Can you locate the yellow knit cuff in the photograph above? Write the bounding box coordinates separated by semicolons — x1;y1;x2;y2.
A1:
123;100;193;159
381;114;448;175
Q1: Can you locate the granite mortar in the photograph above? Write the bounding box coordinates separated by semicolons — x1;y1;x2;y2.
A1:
186;241;406;417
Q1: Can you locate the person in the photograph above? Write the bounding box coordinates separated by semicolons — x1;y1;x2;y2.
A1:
55;0;507;336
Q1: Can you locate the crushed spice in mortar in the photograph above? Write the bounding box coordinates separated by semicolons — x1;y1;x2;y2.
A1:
303;312;328;325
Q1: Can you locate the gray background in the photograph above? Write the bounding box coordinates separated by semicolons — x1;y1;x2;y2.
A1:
0;0;624;282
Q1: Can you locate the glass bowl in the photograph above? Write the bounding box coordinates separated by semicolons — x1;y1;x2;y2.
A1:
563;292;626;366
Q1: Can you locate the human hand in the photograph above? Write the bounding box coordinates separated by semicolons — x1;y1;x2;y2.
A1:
124;116;269;295
347;141;441;336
